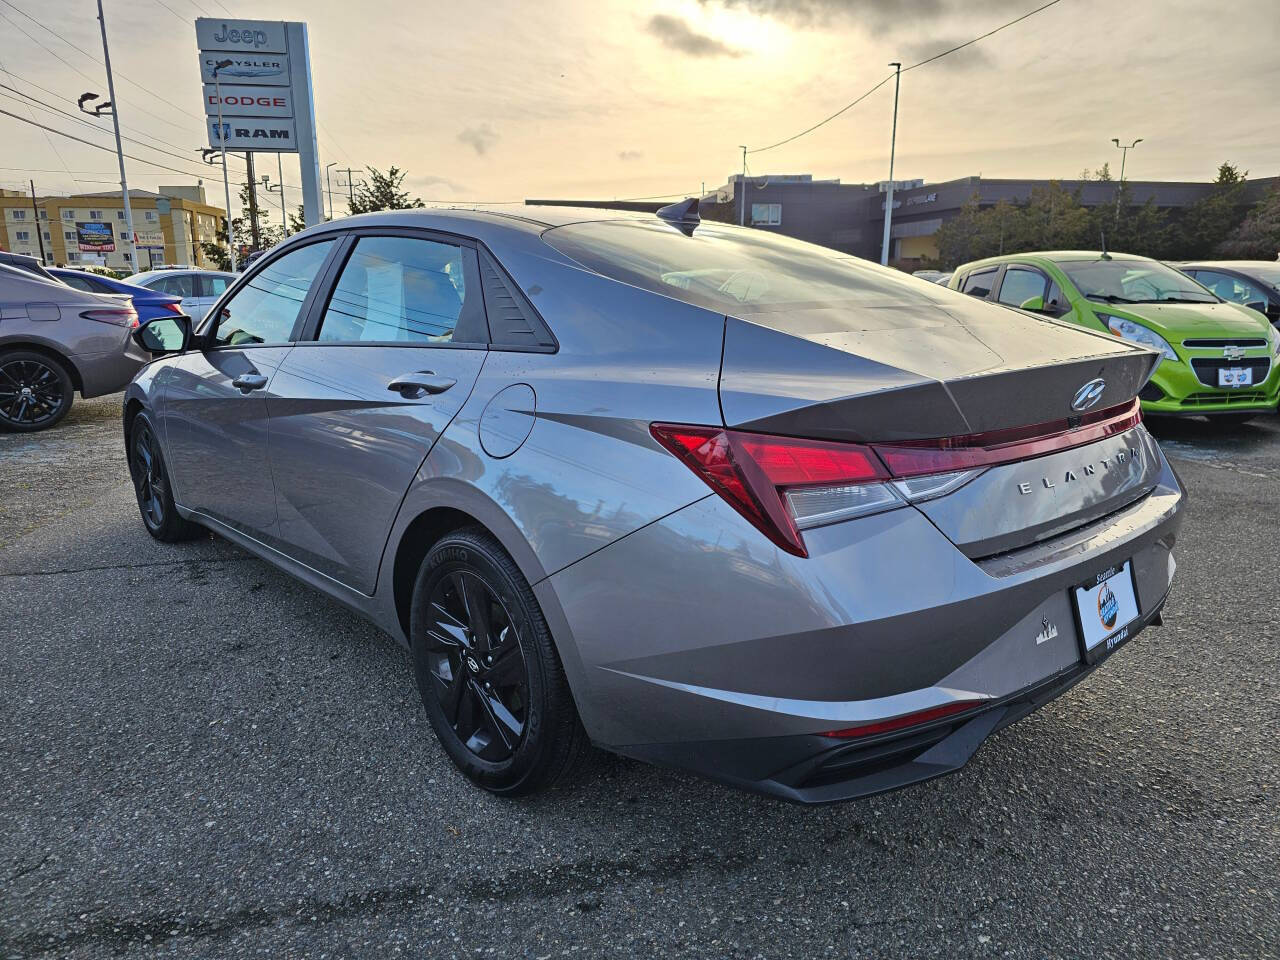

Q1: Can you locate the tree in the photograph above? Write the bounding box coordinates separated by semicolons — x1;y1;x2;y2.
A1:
1218;183;1280;259
347;166;425;214
1078;162;1113;181
1176;162;1249;258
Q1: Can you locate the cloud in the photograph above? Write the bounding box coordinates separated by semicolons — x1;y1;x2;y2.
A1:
618;149;644;161
698;0;1028;35
415;175;469;194
900;38;995;69
457;123;499;156
646;14;743;57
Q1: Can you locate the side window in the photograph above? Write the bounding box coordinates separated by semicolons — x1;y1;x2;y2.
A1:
202;275;230;298
211;240;334;347
156;274;196;298
317;236;468;343
960;267;998;298
1195;270;1267;306
1043;280;1069;316
996;266;1049;310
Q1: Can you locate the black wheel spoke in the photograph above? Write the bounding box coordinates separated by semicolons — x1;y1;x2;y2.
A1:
423;564;530;764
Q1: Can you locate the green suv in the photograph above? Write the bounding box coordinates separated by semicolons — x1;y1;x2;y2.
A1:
949;252;1280;422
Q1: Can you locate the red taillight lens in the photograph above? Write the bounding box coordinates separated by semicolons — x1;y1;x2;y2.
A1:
872;400;1141;477
819;699;985;739
81;307;139;328
163;302;184;315
650;424;889;557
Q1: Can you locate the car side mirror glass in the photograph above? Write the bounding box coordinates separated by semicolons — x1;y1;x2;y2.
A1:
133;314;192;355
1019;295;1045;312
1245;299;1267;313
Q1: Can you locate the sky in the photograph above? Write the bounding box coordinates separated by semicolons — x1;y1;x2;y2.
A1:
1;0;1278;217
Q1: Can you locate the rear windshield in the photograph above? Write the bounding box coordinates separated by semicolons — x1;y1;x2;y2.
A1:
542;219;953;314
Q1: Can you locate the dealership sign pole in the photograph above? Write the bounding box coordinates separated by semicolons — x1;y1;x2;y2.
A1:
213;61;236;271
196;18;326;246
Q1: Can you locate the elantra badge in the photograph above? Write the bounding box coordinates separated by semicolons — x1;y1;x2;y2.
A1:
1071;378;1106;411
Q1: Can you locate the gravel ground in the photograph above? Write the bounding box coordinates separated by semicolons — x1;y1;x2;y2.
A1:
0;401;1277;959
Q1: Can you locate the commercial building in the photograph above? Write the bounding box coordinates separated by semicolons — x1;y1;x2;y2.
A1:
530;173;1277;267
0;185;225;272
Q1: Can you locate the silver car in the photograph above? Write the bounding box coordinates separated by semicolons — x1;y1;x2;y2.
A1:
123;204;1185;803
124;269;236;323
0;263;147;432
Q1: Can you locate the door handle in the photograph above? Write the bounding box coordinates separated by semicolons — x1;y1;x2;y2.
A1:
387;371;456;399
231;373;268;393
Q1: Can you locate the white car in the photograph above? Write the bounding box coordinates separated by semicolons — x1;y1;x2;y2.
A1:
123;269;236;323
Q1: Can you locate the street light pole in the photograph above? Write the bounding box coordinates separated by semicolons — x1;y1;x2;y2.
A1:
1112;137;1143;221
738;145;747;226
95;0;137;273
324;162;336;221
213;60;236;270
880;62;902;267
277;154;287;235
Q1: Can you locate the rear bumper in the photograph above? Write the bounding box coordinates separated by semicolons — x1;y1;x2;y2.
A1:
74;338;147;398
539;439;1184;803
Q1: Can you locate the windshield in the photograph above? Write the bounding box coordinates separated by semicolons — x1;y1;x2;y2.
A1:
542;219;954;314
1059;259;1217;304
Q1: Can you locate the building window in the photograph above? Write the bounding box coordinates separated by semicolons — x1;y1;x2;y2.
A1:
10;209;26;220
39;209;48;220
42;231;51;241
118;231;129;240
144;210;157;221
64;230;76;240
116;210;125;220
123;252;132;262
751;203;782;226
61;209;75;221
67;251;79;262
15;230;30;241
89;210;103;220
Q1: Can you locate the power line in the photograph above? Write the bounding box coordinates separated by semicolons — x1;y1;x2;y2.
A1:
0;0;202;131
747;0;1067;156
902;0;1065;72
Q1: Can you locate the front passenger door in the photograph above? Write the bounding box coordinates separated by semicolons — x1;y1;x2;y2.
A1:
267;232;489;594
163;239;337;543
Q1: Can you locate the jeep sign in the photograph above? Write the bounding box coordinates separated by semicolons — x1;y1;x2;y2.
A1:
195;19;286;54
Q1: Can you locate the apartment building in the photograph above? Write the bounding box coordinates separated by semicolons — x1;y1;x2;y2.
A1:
0;185;225;272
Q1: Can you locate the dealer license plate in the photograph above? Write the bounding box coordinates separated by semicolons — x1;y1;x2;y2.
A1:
1218;367;1253;388
1073;561;1140;663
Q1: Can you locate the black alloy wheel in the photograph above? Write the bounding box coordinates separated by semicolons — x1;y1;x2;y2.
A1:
128;412;204;542
410;527;589;796
424;569;529;762
131;420;167;531
0;353;73;432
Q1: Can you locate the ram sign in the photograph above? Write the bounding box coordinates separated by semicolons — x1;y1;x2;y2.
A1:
208;118;299;150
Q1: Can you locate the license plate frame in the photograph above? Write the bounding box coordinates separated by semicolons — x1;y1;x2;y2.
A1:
1072;561;1141;664
1218;366;1254;388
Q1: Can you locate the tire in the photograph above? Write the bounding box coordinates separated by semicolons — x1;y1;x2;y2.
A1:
128;412;204;542
0;350;74;432
1213;414;1258;427
409;527;588;796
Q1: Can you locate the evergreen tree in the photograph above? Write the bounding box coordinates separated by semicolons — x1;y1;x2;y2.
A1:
347;166;425;214
1217;183;1280;259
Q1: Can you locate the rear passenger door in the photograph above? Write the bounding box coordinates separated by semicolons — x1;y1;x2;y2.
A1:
267;230;489;594
959;266;1000;299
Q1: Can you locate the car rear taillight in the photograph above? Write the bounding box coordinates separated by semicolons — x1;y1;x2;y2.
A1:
818;699;986;739
163;302;184;315
651;399;1143;557
81;307;139;328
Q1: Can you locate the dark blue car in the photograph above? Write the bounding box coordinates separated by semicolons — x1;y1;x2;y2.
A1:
48;268;183;327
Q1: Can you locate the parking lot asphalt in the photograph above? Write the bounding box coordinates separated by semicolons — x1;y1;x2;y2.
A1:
1;395;1277;959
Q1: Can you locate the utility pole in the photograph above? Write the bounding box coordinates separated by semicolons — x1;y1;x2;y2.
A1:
28;180;46;263
337;167;358;213
738;146;747;226
278;153;288;235
212;59;236;270
1112;137;1142;222
880;61;902;267
95;0;137;273
325;162;337;221
244;152;261;250
261;173;287;237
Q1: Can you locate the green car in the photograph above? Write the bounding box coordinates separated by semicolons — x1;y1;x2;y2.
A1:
949;251;1280;422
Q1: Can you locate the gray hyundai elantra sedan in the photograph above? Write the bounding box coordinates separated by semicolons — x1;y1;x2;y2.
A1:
123;202;1184;803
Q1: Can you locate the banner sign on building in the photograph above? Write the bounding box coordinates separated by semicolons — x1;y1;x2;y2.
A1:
76;221;115;252
195;17;324;226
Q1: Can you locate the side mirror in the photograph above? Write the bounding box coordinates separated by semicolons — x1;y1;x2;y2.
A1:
1019;295;1045;312
1245;299;1267;314
133;314;192;355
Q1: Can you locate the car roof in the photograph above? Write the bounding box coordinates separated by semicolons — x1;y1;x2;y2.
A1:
959;251;1159;272
1180;260;1280;269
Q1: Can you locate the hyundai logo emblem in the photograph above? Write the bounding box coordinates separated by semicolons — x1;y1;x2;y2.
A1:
1071;378;1106;411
